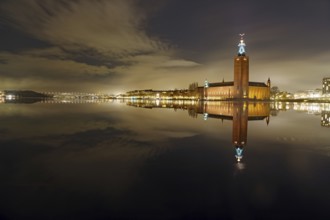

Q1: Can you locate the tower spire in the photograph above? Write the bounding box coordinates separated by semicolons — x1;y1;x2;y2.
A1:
238;33;246;56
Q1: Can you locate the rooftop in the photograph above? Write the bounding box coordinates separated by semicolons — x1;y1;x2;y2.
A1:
206;81;268;88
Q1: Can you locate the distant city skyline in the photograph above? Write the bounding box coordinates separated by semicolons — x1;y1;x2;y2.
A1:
0;0;329;94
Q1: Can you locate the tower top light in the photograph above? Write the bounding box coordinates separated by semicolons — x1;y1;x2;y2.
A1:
238;33;246;56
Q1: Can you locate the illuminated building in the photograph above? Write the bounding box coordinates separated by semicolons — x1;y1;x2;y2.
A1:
294;89;322;99
199;34;270;100
125;35;270;100
322;77;330;94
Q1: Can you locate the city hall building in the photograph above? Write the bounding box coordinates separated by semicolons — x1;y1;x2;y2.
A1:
198;35;271;100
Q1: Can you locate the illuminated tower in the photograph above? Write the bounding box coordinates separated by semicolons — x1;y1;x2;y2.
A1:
267;77;271;88
234;34;249;99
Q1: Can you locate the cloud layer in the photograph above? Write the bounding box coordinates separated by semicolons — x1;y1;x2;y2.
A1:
0;0;329;93
0;0;201;93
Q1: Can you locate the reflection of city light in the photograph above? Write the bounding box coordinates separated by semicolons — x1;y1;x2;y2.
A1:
275;102;330;116
203;113;208;120
235;148;243;162
235;162;245;170
321;111;330;127
6;94;15;100
292;103;323;114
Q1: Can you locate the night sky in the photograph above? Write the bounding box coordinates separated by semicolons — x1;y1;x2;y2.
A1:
0;0;329;94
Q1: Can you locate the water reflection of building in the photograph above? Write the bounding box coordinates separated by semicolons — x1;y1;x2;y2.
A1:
200;102;270;162
126;100;270;162
273;102;330;127
321;111;330;127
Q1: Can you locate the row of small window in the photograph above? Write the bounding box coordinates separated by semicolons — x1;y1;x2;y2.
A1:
207;92;231;95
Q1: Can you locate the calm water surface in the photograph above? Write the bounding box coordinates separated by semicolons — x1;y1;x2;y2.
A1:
0;101;329;220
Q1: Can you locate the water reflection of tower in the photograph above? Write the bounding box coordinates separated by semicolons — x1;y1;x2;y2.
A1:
232;102;248;162
200;101;270;162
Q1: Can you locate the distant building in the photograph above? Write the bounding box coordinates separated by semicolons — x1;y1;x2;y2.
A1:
294;89;322;99
198;35;270;100
2;90;52;104
322;77;330;94
3;90;51;99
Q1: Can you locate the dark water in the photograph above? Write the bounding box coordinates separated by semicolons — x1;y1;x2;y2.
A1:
0;100;329;220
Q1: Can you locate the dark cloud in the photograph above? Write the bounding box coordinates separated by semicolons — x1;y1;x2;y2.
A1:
0;0;166;56
0;25;51;52
0;0;201;92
